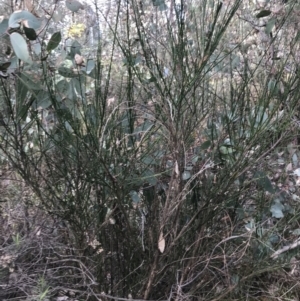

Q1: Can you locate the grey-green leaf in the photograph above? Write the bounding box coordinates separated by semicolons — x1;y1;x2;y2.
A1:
10;32;32;64
56;79;70;96
66;0;84;13
71;78;85;97
292;229;300;236
141;169;157;186
191;155;199;165
142;156;156;165
70;40;81;57
18;72;41;90
0;18;8;35
270;200;284;218
220;146;235;155
9;10;42;30
32;91;51;109
182;171;191;180
83;59;95;74
265;18;276;35
254;171;274;194
130;191;140;203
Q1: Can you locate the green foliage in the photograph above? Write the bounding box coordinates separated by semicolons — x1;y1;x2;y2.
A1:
1;0;300;300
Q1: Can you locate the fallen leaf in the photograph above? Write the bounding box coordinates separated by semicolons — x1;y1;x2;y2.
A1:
174;161;179;177
158;232;165;253
294;168;300;177
286;162;292;172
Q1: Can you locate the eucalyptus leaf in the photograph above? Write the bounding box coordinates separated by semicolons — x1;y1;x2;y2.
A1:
82;59;95;74
71;78;85;98
0;18;8;35
56;79;70;96
64;121;73;132
245;219;255;231
270;200;284;218
130;191;140;203
10;32;32;64
33;42;41;55
58;66;78;78
269;233;280;244
220;146;235;155
142;156;156;165
16;84;32;120
32;91;51;109
191;155;199;165
292;194;300;201
182;171;191;180
142;169;158;186
134;55;143;65
254;171;274;194
66;0;84;12
293;168;300;177
292;153;298;166
231;54;240;69
265;18;276;35
67;79;77;101
256;10;271;18
158;3;167;11
18;72;42;90
64;98;81;119
9;10;42;30
47;32;61;52
16;75;28;105
52;11;63;23
285;203;294;214
7;56;18;73
70;40;82;57
292;229;300;236
200;140;211;150
152;0;166;8
23;26;37;40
